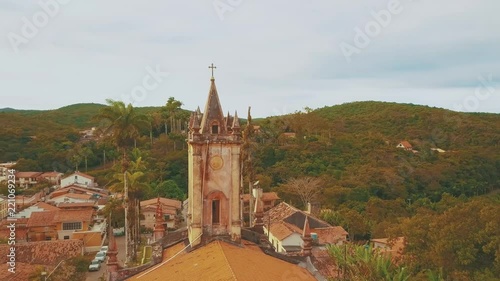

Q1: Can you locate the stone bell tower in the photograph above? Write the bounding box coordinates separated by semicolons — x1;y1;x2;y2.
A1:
187;64;242;247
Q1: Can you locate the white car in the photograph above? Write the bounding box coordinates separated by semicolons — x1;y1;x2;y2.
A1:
100;246;109;254
88;259;101;271
94;251;107;263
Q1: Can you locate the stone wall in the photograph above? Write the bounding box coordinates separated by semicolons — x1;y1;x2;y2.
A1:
0;240;83;265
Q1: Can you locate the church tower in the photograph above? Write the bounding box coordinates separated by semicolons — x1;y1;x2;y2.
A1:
187;65;242;246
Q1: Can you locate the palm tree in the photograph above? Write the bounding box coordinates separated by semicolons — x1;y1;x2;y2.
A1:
95;99;148;263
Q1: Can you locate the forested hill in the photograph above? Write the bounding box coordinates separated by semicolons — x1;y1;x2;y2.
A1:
253;101;499;204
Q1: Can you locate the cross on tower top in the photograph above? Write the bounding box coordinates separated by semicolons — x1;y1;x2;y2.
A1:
208;63;217;78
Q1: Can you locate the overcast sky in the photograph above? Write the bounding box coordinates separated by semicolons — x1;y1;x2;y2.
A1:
0;0;499;117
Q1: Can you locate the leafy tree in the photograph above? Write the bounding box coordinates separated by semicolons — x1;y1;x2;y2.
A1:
327;243;412;281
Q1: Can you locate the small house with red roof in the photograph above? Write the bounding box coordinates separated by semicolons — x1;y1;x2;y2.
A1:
396;141;413;151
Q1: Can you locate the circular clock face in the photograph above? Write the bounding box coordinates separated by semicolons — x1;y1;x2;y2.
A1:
209;155;224;170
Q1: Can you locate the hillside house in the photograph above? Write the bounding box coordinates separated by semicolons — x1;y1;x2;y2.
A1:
0;196;7;220
15;172;43;188
39;172;63;185
140;197;182;230
264;202;348;253
396;141;413;151
26;211;58;241
60;171;96;188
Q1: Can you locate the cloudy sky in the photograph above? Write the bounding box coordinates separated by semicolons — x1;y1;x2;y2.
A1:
0;0;499;117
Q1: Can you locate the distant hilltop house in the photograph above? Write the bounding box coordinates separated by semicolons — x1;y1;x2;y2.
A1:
60;171;96;188
396;141;413;151
431;148;446;153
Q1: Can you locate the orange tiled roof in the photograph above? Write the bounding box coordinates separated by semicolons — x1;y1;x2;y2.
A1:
49;185;107;199
52;193;93;201
27;211;57;227
70;171;95;180
53;209;93;223
33;202;60;211
141;205;176;215
128;240;316;281
57;202;96;208
140;197;182;209
15;172;43;178
40;172;63;178
313;227;348;244
398;141;412;148
269;222;295;240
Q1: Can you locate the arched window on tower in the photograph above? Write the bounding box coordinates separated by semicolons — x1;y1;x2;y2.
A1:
211;121;219;134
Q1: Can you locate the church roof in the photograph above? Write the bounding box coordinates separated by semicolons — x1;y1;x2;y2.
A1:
127;240;316;281
200;78;227;134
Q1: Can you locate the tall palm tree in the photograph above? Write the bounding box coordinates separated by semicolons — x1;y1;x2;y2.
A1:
95;99;148;263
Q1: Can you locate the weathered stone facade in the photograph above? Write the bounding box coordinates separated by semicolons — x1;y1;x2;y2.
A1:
187;77;242;246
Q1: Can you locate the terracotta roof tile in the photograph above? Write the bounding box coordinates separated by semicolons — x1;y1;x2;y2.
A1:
15;172;43;178
140;197;182;209
27;211;57;227
33;202;60;211
128;240;316;281
53;209;93;223
269;222;295;240
313;227;348;244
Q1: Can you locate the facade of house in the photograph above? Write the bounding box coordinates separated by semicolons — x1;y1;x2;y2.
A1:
140;197;182;230
54;209;94;240
26;211;58;241
60;171;95;188
15;172;43;188
39;172;63;185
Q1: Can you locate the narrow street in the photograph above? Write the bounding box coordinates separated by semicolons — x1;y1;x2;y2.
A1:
85;236;126;281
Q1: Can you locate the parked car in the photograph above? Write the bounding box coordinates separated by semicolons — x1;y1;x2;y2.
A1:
100;246;109;254
94;251;106;263
88;259;101;271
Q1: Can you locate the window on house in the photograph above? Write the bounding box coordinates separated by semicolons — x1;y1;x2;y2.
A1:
64;236;69;240
62;222;82;230
45;236;51;241
212;200;220;224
